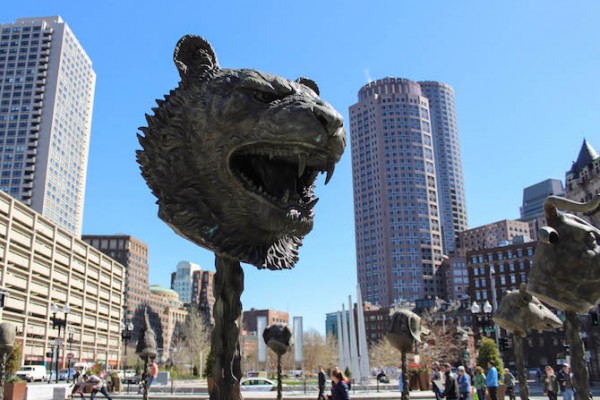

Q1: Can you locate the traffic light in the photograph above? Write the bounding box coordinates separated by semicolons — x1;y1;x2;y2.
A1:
563;344;570;355
591;312;599;326
499;337;509;351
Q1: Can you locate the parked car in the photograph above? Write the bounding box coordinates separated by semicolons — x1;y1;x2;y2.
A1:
16;365;47;382
527;368;543;382
124;374;143;385
117;369;137;379
240;378;275;391
288;369;303;378
59;368;76;381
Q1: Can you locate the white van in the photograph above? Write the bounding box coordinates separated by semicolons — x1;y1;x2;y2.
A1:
16;365;47;382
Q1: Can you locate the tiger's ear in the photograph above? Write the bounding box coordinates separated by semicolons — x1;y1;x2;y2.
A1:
174;35;219;79
296;77;320;96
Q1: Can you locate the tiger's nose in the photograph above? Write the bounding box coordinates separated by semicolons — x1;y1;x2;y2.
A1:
314;105;343;136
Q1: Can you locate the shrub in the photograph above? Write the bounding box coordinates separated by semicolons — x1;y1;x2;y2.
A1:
5;340;23;376
476;338;503;378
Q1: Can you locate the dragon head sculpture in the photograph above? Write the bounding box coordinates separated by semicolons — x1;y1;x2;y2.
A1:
493;284;562;337
137;35;346;270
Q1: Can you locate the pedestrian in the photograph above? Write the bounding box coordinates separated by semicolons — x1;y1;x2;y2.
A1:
431;362;445;400
503;368;516;400
331;370;350;400
544;365;559;400
84;372;113;400
441;363;459;400
472;366;486;400
485;361;499;400
69;367;86;399
457;366;471;400
148;360;159;389
318;366;326;400
557;363;574;400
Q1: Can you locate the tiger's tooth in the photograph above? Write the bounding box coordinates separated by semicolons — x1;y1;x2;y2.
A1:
297;154;306;177
325;164;335;185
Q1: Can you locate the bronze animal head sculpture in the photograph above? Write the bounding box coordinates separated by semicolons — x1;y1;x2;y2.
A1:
137;35;346;270
386;309;430;352
135;309;157;362
527;195;600;313
494;284;562;337
0;322;15;354
263;324;292;356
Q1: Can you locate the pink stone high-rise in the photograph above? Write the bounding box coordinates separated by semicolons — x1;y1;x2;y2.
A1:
350;78;467;305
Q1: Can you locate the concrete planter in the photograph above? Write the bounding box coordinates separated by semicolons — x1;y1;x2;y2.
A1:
4;381;27;400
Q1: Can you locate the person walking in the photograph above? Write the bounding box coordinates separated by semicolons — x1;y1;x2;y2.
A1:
148;360;159;390
485;361;499;400
457;366;471;400
544;365;559;400
431;362;445;400
318;366;326;400
472;366;486;400
84;372;113;400
557;363;574;400
441;363;459;400
503;368;516;400
331;370;350;400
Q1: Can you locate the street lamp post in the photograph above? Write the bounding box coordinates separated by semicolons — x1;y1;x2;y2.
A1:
67;327;74;383
471;300;495;344
50;303;69;384
121;321;134;380
489;266;499;348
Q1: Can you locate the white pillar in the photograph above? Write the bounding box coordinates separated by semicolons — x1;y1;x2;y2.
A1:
341;304;351;371
336;312;345;369
356;285;371;384
348;296;361;383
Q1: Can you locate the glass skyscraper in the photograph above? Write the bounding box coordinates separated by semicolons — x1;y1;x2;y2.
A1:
0;16;96;236
350;78;467;305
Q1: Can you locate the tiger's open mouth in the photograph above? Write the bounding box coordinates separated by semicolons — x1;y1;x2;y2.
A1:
230;144;335;219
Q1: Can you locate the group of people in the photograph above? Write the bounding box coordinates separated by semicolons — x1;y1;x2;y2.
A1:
543;364;575;400
69;360;159;399
317;365;351;400
431;360;514;400
430;361;577;400
69;368;113;400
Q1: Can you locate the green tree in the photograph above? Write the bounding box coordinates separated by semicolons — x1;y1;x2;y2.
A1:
204;349;213;378
476;338;503;377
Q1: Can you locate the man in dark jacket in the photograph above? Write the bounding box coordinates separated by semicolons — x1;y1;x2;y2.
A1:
441;363;459;400
318;366;326;400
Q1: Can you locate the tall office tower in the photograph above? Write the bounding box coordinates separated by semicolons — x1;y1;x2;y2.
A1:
82;235;150;332
170;261;201;304
519;178;564;240
0;17;96;236
190;269;215;325
521;179;565;220
350;78;445;305
418;82;468;255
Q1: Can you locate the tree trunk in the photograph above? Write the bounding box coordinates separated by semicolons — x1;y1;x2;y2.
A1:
210;255;244;400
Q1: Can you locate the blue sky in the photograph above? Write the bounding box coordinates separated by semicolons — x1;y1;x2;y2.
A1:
4;1;600;334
